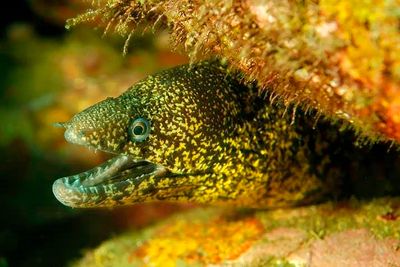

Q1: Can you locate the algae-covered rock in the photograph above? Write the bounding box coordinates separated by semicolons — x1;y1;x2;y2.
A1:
67;0;400;144
71;198;400;267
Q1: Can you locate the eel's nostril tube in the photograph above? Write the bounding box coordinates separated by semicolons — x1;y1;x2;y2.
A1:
64;127;88;146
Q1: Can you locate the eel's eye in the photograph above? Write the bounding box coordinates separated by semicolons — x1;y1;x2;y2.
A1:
129;117;151;142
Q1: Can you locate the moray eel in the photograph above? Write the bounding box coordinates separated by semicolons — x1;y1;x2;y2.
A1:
52;62;366;208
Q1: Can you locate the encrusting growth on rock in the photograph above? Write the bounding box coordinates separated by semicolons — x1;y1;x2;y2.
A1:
71;198;400;266
67;0;400;144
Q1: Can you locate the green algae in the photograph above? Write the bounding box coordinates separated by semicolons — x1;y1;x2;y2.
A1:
259;257;297;267
71;231;151;267
256;197;400;240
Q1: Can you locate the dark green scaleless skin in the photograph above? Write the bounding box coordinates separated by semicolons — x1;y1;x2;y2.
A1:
52;62;374;208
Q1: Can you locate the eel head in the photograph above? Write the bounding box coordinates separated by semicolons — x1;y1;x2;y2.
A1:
53;65;238;208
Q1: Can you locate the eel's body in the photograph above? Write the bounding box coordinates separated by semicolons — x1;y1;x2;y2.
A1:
52;62;385;208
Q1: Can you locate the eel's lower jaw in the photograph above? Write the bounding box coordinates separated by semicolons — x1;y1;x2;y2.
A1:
52;155;168;208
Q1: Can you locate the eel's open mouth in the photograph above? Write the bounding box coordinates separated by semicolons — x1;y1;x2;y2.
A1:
52;155;168;208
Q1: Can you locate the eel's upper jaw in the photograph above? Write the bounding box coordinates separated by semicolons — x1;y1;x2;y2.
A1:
52;155;168;208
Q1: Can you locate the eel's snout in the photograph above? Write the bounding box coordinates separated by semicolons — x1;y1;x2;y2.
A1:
53;120;91;146
63;126;90;146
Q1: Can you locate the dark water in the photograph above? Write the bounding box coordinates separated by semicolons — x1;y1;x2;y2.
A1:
0;2;125;266
0;141;118;267
0;0;63;38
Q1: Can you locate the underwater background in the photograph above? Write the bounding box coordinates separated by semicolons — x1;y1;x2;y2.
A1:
0;1;190;266
1;1;400;266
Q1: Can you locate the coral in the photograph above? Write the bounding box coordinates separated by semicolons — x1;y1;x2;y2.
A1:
67;0;400;144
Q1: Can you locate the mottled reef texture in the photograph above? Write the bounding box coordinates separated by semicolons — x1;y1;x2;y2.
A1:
68;0;400;144
71;198;400;267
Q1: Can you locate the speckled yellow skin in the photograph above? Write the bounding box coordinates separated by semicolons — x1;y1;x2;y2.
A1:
54;62;347;208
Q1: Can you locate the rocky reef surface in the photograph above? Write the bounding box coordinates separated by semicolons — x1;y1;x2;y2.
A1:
71;198;400;267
